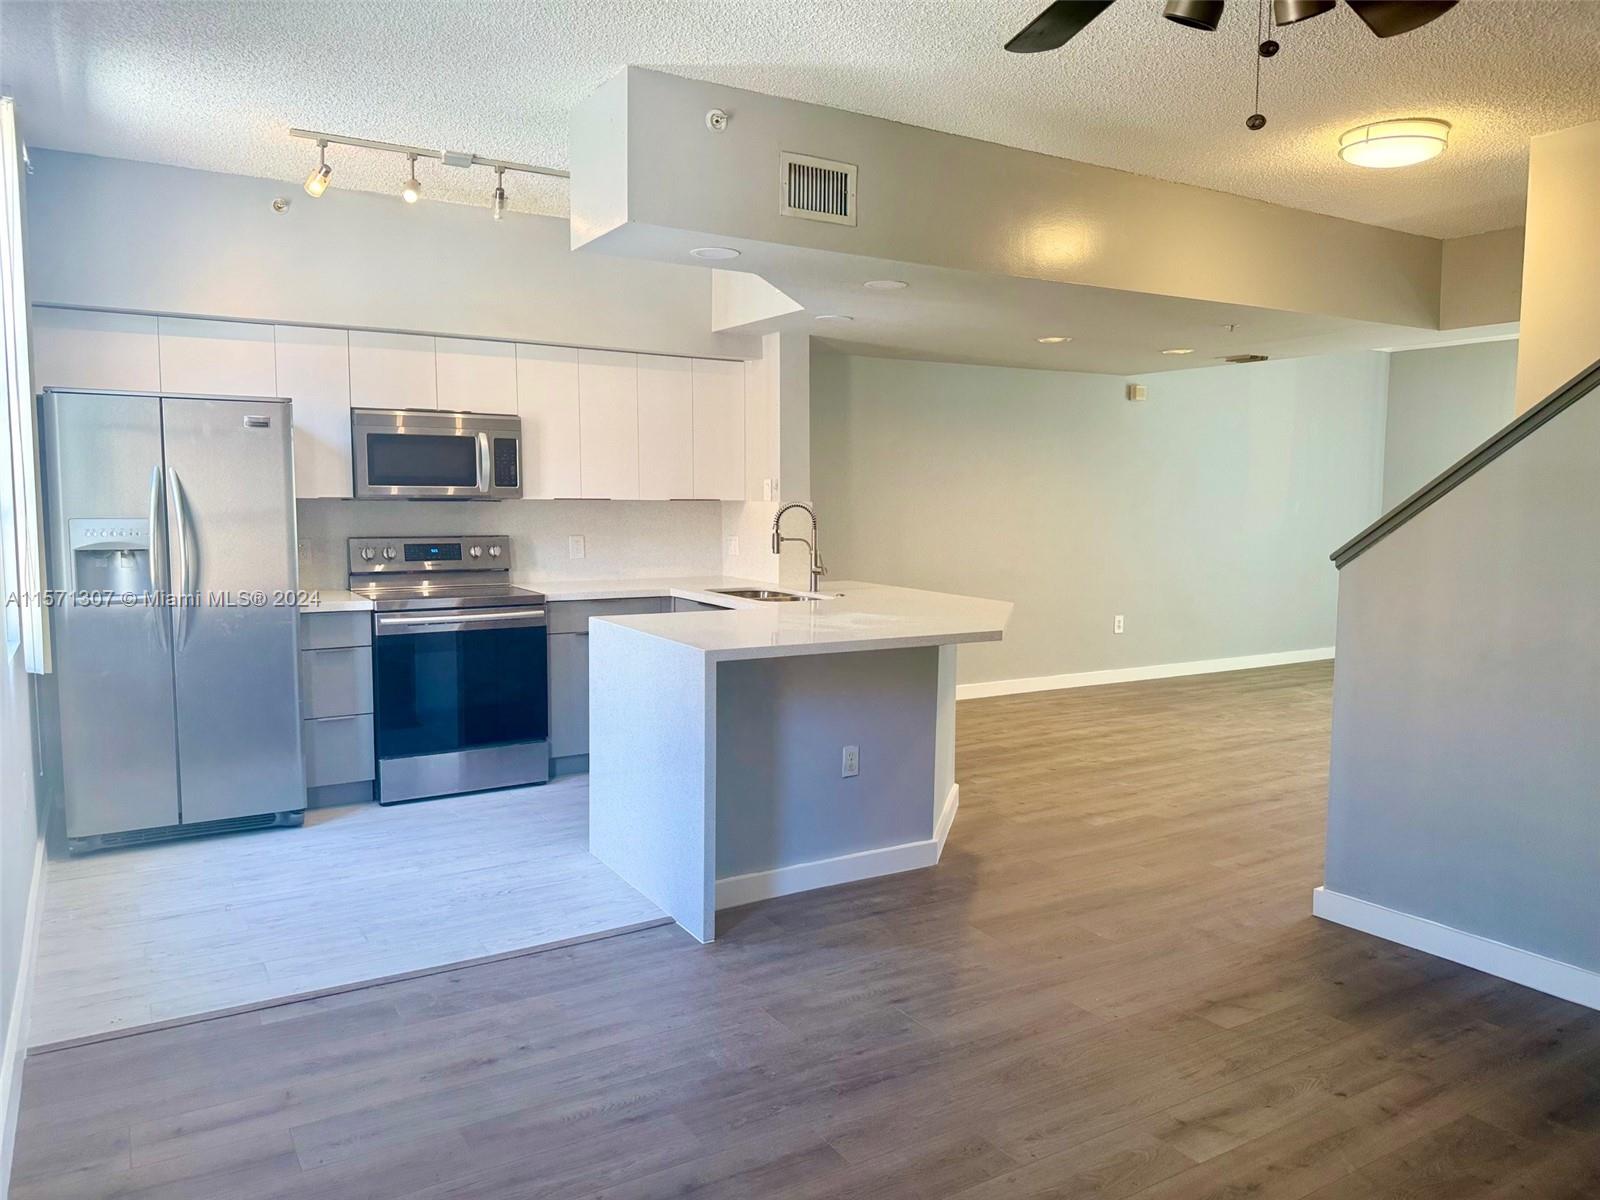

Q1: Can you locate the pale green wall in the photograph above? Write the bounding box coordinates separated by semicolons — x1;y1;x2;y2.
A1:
1382;340;1518;510
811;351;1389;686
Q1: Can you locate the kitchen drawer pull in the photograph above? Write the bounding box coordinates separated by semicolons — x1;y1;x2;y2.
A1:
376;608;547;635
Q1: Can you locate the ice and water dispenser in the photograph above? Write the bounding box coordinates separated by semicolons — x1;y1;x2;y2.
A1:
67;518;154;595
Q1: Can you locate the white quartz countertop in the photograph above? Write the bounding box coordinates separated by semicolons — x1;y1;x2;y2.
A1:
298;587;374;613
580;579;1012;662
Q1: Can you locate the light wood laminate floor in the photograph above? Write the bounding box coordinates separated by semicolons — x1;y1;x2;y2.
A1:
29;780;667;1050
15;664;1600;1198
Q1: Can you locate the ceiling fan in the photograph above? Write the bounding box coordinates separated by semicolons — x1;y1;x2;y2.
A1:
1004;0;1457;53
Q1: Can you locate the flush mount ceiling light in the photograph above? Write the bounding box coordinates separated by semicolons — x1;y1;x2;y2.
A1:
689;246;741;260
814;314;854;322
1036;335;1070;344
1162;347;1195;355
303;140;332;197
863;279;908;290
289;127;565;218
1339;118;1451;168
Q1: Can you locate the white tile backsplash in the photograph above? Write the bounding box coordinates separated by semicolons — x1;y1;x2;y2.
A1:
296;499;724;588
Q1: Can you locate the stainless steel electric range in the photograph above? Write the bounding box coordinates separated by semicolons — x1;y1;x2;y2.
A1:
348;535;549;804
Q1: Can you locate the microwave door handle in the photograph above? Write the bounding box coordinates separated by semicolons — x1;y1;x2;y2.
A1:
476;431;492;495
147;465;170;650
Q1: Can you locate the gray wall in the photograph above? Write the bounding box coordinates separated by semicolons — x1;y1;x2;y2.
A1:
1325;387;1600;972
24;150;756;360
716;647;936;876
1383;340;1518;509
810;351;1388;685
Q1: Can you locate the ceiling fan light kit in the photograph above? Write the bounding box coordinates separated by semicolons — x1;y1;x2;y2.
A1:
1339;118;1451;167
1162;0;1227;32
1272;0;1335;24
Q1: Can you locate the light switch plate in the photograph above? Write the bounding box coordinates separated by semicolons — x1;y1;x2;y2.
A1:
568;535;585;560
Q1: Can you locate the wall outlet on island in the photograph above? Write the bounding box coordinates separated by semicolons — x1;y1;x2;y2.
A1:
841;745;860;778
568;535;585;560
1113;614;1125;634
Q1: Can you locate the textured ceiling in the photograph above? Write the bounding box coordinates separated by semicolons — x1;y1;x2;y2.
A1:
4;1;1598;239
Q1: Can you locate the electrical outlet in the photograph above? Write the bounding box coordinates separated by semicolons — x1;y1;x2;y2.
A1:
726;535;740;557
841;745;860;778
1113;614;1125;634
762;478;775;501
568;535;585;560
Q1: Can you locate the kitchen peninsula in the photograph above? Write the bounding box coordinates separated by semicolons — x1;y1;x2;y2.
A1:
586;581;1011;941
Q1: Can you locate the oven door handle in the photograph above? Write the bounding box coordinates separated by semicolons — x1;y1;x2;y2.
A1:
375;608;547;636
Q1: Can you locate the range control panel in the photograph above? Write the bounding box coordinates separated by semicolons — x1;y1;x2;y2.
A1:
347;535;511;575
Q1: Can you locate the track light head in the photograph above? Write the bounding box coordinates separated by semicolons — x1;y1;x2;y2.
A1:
1163;0;1225;31
401;153;421;204
492;167;506;221
303;142;332;198
1272;0;1334;23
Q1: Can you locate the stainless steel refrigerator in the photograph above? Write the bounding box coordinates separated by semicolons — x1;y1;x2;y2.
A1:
42;389;305;850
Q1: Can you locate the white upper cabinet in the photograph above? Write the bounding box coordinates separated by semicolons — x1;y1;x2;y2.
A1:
30;308;161;393
436;337;517;414
637;356;694;501
692;358;746;501
515;344;582;499
157;317;276;396
275;326;352;500
348;330;436;410
577;350;639;500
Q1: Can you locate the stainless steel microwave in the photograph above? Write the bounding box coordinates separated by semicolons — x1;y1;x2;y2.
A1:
351;408;522;500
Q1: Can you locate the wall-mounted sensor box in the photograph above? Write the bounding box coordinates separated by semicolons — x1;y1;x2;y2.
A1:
1126;383;1148;402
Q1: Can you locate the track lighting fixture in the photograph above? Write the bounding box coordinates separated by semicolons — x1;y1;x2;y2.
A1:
289;128;566;218
303;141;332;198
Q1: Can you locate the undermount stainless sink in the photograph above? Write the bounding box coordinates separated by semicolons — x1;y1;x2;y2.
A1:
710;588;808;602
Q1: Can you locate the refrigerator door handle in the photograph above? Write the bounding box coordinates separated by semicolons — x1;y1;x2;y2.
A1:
147;465;170;650
169;467;197;647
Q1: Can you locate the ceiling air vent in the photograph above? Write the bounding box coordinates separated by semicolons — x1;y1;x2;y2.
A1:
780;153;857;226
1223;354;1270;364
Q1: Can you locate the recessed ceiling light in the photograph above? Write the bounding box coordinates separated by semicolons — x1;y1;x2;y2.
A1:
863;279;907;291
1162;348;1195;355
814;314;854;323
1338;118;1450;169
689;246;740;260
1036;336;1070;344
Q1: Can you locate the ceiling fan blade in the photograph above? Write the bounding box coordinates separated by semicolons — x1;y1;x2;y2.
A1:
1004;0;1117;52
1346;0;1457;37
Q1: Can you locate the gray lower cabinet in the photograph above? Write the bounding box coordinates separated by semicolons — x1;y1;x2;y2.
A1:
549;632;589;759
298;610;375;803
547;597;672;763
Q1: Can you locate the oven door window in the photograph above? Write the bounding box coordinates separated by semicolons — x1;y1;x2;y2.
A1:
366;433;478;488
375;624;548;759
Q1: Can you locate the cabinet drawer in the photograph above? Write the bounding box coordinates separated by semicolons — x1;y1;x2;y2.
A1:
299;647;374;718
546;597;669;634
671;598;730;613
302;714;375;788
298;610;372;649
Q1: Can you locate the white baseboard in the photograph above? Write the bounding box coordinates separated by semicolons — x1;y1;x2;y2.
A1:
1313;886;1600;1012
1;838;45;1193
956;646;1335;701
716;783;961;911
934;783;959;858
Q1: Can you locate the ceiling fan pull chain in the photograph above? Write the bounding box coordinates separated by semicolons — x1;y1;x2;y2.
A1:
1247;0;1269;129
